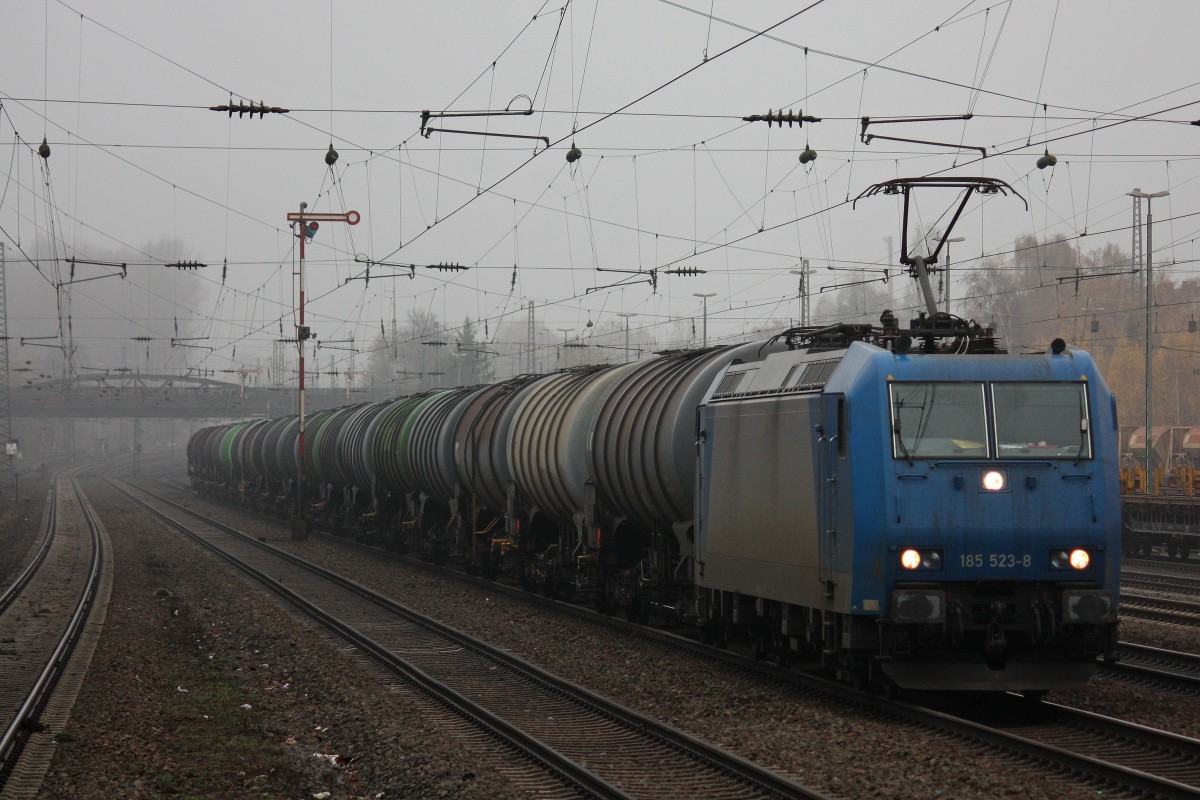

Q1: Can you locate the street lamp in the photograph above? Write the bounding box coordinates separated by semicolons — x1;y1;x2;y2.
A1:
789;259;810;327
693;293;717;347
942;236;965;313
1129;187;1169;493
616;313;636;363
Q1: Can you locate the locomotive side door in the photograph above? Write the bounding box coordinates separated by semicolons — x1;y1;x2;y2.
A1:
817;393;846;598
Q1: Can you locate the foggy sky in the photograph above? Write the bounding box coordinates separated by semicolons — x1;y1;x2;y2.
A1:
2;1;1198;381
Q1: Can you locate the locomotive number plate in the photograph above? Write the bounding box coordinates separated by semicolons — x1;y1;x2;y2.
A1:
960;553;1032;568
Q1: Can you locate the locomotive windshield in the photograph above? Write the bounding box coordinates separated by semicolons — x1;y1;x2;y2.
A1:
890;380;1092;460
992;382;1091;459
890;383;988;459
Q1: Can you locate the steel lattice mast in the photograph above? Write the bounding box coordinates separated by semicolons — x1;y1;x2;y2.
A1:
0;243;11;468
1132;195;1143;289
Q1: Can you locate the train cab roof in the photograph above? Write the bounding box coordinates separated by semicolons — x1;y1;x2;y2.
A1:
705;340;1106;405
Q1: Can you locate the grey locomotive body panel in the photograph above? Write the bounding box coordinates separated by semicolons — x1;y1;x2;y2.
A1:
697;349;853;612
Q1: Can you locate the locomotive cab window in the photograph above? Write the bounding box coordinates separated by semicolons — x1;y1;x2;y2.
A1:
889;382;987;459
992;382;1091;459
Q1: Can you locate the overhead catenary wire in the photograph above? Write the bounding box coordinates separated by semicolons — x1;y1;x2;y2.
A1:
6;3;1199;383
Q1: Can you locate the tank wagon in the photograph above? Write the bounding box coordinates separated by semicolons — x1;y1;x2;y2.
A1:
190;316;1121;692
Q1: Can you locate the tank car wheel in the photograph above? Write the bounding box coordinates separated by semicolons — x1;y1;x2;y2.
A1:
1167;539;1179;559
841;654;869;691
771;635;793;668
873;677;899;700
480;558;498;581
750;636;771;662
625;598;650;624
701;621;728;648
1182;542;1192;561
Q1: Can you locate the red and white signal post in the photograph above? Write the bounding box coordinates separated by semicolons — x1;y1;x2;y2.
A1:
285;202;360;538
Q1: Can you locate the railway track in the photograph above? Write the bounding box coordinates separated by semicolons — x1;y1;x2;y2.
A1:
1102;642;1200;694
1119;560;1200;628
1123;558;1200;590
1123;565;1200;596
941;697;1200;795
148;471;1200;799
1119;591;1200;628
0;472;113;797
111;476;834;800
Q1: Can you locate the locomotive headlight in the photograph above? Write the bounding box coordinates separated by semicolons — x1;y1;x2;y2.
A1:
981;469;1007;492
1050;548;1092;570
900;548;943;571
1069;548;1091;570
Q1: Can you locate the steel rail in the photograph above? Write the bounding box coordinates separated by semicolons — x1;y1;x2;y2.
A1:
0;475;104;787
162;471;1200;799
118;477;834;800
0;482;56;617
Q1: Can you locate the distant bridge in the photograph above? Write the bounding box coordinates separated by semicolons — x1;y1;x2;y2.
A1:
11;373;373;419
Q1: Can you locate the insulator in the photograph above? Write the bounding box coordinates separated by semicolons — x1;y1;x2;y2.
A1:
742;108;818;128
325;143;339;166
38;137;50;160
799;146;817;164
209;101;289;117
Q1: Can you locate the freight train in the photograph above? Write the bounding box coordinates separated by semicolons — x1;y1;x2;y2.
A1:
189;313;1121;693
1120;425;1200;559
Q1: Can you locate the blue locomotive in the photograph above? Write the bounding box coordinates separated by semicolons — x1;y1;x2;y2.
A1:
695;320;1120;691
189;315;1120;693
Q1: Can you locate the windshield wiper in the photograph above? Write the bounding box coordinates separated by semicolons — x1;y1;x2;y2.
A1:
1076;398;1089;465
893;419;915;466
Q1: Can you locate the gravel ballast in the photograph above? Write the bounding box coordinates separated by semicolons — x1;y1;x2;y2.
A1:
37;479;530;800
24;471;1200;799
